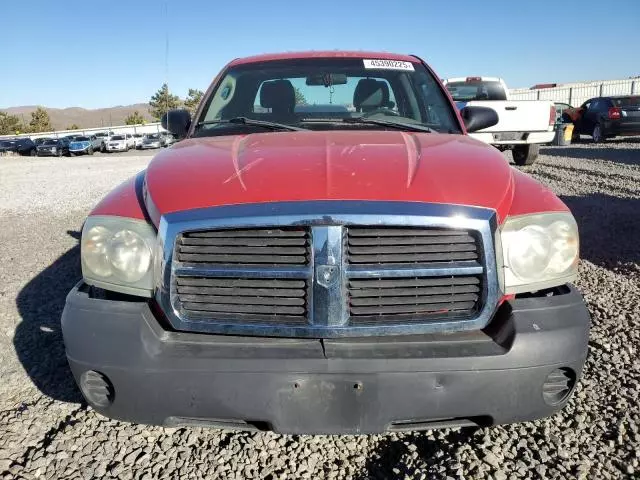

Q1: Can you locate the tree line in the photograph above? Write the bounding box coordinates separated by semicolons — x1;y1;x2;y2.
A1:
0;107;54;135
123;85;203;125
2;82;305;135
0;86;204;135
138;84;203;123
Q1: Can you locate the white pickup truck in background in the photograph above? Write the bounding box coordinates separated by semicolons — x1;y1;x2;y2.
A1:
443;77;556;165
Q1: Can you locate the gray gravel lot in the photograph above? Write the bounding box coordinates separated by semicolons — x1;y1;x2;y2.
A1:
1;140;639;479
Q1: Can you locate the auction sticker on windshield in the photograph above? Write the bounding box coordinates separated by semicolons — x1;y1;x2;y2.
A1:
363;59;415;71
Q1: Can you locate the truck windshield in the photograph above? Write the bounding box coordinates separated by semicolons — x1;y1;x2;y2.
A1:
195;57;461;135
446;81;507;101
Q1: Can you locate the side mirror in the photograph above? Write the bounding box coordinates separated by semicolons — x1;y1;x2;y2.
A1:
161;109;191;138
460;106;499;133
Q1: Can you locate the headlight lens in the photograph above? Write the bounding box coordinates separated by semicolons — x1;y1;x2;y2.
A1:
500;212;579;293
81;216;156;296
83;225;113;277
108;230;152;282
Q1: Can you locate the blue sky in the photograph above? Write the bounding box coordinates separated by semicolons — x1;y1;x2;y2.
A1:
1;0;639;109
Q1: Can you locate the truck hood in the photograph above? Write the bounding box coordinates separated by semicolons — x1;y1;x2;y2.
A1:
145;130;514;222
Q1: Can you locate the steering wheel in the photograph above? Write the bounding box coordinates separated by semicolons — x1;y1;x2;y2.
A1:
361;107;401;118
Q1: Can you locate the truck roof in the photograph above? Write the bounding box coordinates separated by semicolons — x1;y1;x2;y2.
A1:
444;76;503;84
228;50;418;66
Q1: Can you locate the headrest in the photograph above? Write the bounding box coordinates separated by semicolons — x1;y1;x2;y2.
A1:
260;80;295;112
353;79;389;110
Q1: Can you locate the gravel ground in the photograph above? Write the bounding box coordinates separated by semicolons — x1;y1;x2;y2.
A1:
0;140;639;479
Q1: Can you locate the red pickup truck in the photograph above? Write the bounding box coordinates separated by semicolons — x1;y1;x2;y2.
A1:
62;51;590;435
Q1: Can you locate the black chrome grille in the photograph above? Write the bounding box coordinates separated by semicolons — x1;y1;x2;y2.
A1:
175;276;309;324
177;227;311;265
346;227;479;265
347;275;482;323
164;203;496;337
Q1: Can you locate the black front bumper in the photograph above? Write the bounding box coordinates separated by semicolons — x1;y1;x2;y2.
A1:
62;284;590;434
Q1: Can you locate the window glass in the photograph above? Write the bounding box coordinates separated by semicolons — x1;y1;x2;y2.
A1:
446;81;507;101
197;57;461;134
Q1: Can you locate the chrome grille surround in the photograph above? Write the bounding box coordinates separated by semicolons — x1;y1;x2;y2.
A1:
156;201;501;337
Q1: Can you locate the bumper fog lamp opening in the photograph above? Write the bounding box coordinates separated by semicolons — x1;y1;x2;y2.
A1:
80;370;114;408
542;367;576;406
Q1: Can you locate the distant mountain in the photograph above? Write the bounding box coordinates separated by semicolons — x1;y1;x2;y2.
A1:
0;104;155;130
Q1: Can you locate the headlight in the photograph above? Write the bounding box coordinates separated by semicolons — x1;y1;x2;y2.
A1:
500;212;579;294
81;216;156;297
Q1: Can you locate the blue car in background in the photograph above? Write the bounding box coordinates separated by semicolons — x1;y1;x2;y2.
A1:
68;135;101;156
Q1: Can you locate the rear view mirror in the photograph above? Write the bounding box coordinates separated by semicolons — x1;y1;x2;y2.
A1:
306;73;348;86
161;109;191;138
460;106;499;133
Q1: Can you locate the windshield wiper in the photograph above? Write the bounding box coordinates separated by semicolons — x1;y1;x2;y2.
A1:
342;117;435;133
196;117;307;132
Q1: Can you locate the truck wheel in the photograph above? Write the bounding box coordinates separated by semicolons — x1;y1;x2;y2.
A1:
30;148;37;156
512;144;539;166
592;124;604;143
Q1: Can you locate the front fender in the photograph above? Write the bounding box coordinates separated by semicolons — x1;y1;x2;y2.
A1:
89;171;153;226
507;168;569;217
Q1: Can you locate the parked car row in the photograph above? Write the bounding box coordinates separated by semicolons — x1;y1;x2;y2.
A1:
92;131;177;153
1;131;179;158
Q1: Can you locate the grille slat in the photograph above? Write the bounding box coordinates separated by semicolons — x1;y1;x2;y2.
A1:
348;251;478;264
350;301;477;316
350;293;479;307
176;277;306;289
348;228;470;237
346;226;480;266
182;302;306;315
349;284;480;298
179;245;308;255
188;229;307;238
181;237;307;247
178;227;310;266
177;286;305;297
179;253;308;264
348;243;477;255
179;294;305;306
348;277;480;289
348;235;475;246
